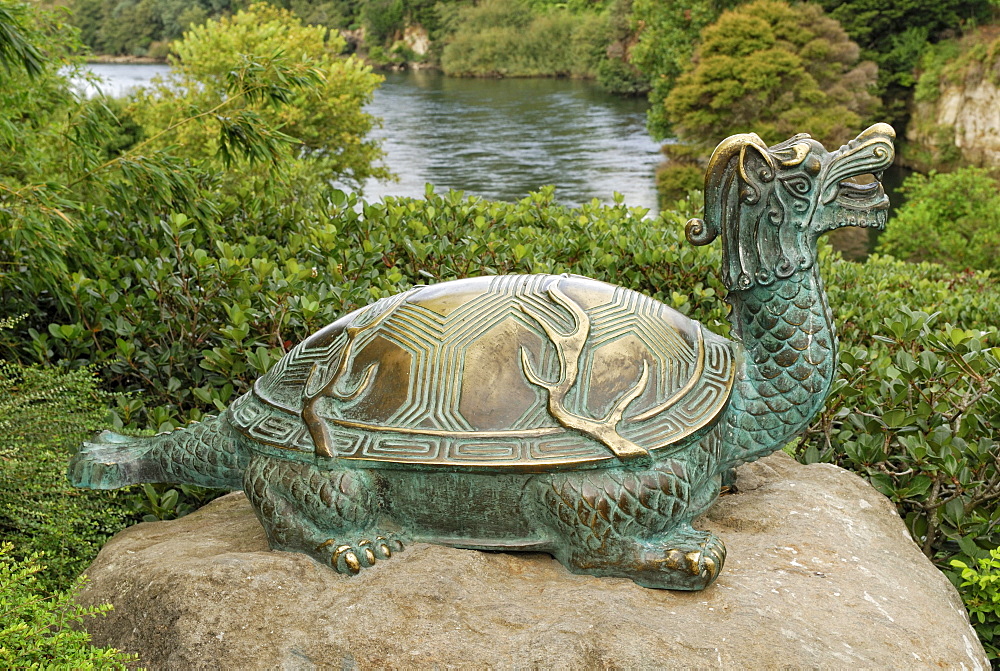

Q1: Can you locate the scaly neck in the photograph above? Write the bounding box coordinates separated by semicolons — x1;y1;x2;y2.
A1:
722;268;837;467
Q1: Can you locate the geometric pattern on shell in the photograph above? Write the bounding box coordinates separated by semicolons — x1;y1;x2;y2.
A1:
230;273;735;470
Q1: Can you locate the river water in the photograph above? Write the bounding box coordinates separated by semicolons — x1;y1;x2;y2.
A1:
78;64;662;211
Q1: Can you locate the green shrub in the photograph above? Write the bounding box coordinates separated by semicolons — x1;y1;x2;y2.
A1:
134;3;389;189
877;168;1000;272
952;548;1000;660
0;347;139;592
659;0;880;149
798;252;1000;612
795;254;1000;655
799;307;999;556
655;161;703;206
0;543;137;667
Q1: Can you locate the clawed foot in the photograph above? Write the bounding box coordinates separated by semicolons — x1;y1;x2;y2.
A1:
633;529;726;590
316;536;404;575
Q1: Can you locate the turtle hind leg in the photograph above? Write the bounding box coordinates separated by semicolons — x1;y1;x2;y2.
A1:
562;521;726;591
244;456;404;575
534;465;725;590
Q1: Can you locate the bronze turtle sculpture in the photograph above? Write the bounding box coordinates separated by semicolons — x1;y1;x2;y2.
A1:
70;124;895;590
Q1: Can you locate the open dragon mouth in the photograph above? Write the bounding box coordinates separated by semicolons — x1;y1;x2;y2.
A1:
833;173;889;228
822;124;895;231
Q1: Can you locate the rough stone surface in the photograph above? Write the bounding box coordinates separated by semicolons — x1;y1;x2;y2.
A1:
401;25;430;56
77;453;988;669
909;79;1000;168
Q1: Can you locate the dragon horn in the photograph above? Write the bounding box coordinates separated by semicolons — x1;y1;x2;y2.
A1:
686;133;769;246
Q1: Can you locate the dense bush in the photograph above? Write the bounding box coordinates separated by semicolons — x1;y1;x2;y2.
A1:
0;544;136;667
799;303;1000;556
440;0;609;78
876;168;1000;272
132;3;389;189
0;331;139;592
796;253;1000;653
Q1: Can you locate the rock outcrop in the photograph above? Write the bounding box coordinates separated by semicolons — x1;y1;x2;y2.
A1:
76;453;988;668
906;31;1000;170
909;79;1000;168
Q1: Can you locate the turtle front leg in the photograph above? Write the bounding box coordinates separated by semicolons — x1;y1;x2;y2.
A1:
533;463;725;590
243;456;403;574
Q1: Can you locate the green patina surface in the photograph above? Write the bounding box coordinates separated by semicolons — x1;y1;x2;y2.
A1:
69;124;895;590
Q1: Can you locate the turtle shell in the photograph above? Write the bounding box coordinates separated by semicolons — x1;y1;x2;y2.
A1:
229;274;735;470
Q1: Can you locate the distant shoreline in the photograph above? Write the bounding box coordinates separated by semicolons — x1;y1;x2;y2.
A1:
86;54;168;65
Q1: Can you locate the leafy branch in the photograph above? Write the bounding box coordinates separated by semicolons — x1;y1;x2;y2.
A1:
68;51;323;189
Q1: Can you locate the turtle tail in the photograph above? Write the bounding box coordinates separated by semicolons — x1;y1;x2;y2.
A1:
68;412;246;491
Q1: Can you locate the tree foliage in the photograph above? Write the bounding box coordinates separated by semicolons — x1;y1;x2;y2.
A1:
132;3;388;188
663;0;879;149
876;168;1000;272
629;0;739;139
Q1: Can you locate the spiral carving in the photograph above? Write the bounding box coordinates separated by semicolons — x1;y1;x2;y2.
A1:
685;217;718;246
775;257;796;278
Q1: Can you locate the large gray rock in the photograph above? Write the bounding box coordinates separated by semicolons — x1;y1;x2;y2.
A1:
77;453;988;668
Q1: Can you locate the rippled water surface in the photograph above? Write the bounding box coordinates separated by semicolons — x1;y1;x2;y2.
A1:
76;63;171;98
362;71;661;211
79;65;662;211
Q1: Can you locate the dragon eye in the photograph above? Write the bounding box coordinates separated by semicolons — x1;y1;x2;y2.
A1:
804;156;821;175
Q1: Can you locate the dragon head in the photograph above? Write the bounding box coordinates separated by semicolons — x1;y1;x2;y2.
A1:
687;123;895;292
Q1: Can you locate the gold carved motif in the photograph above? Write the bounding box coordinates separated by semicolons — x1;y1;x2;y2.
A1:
519;281;650;460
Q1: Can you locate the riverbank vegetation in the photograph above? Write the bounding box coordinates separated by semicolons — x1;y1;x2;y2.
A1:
3;0;1000;661
55;0;1000;161
438;0;606;78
